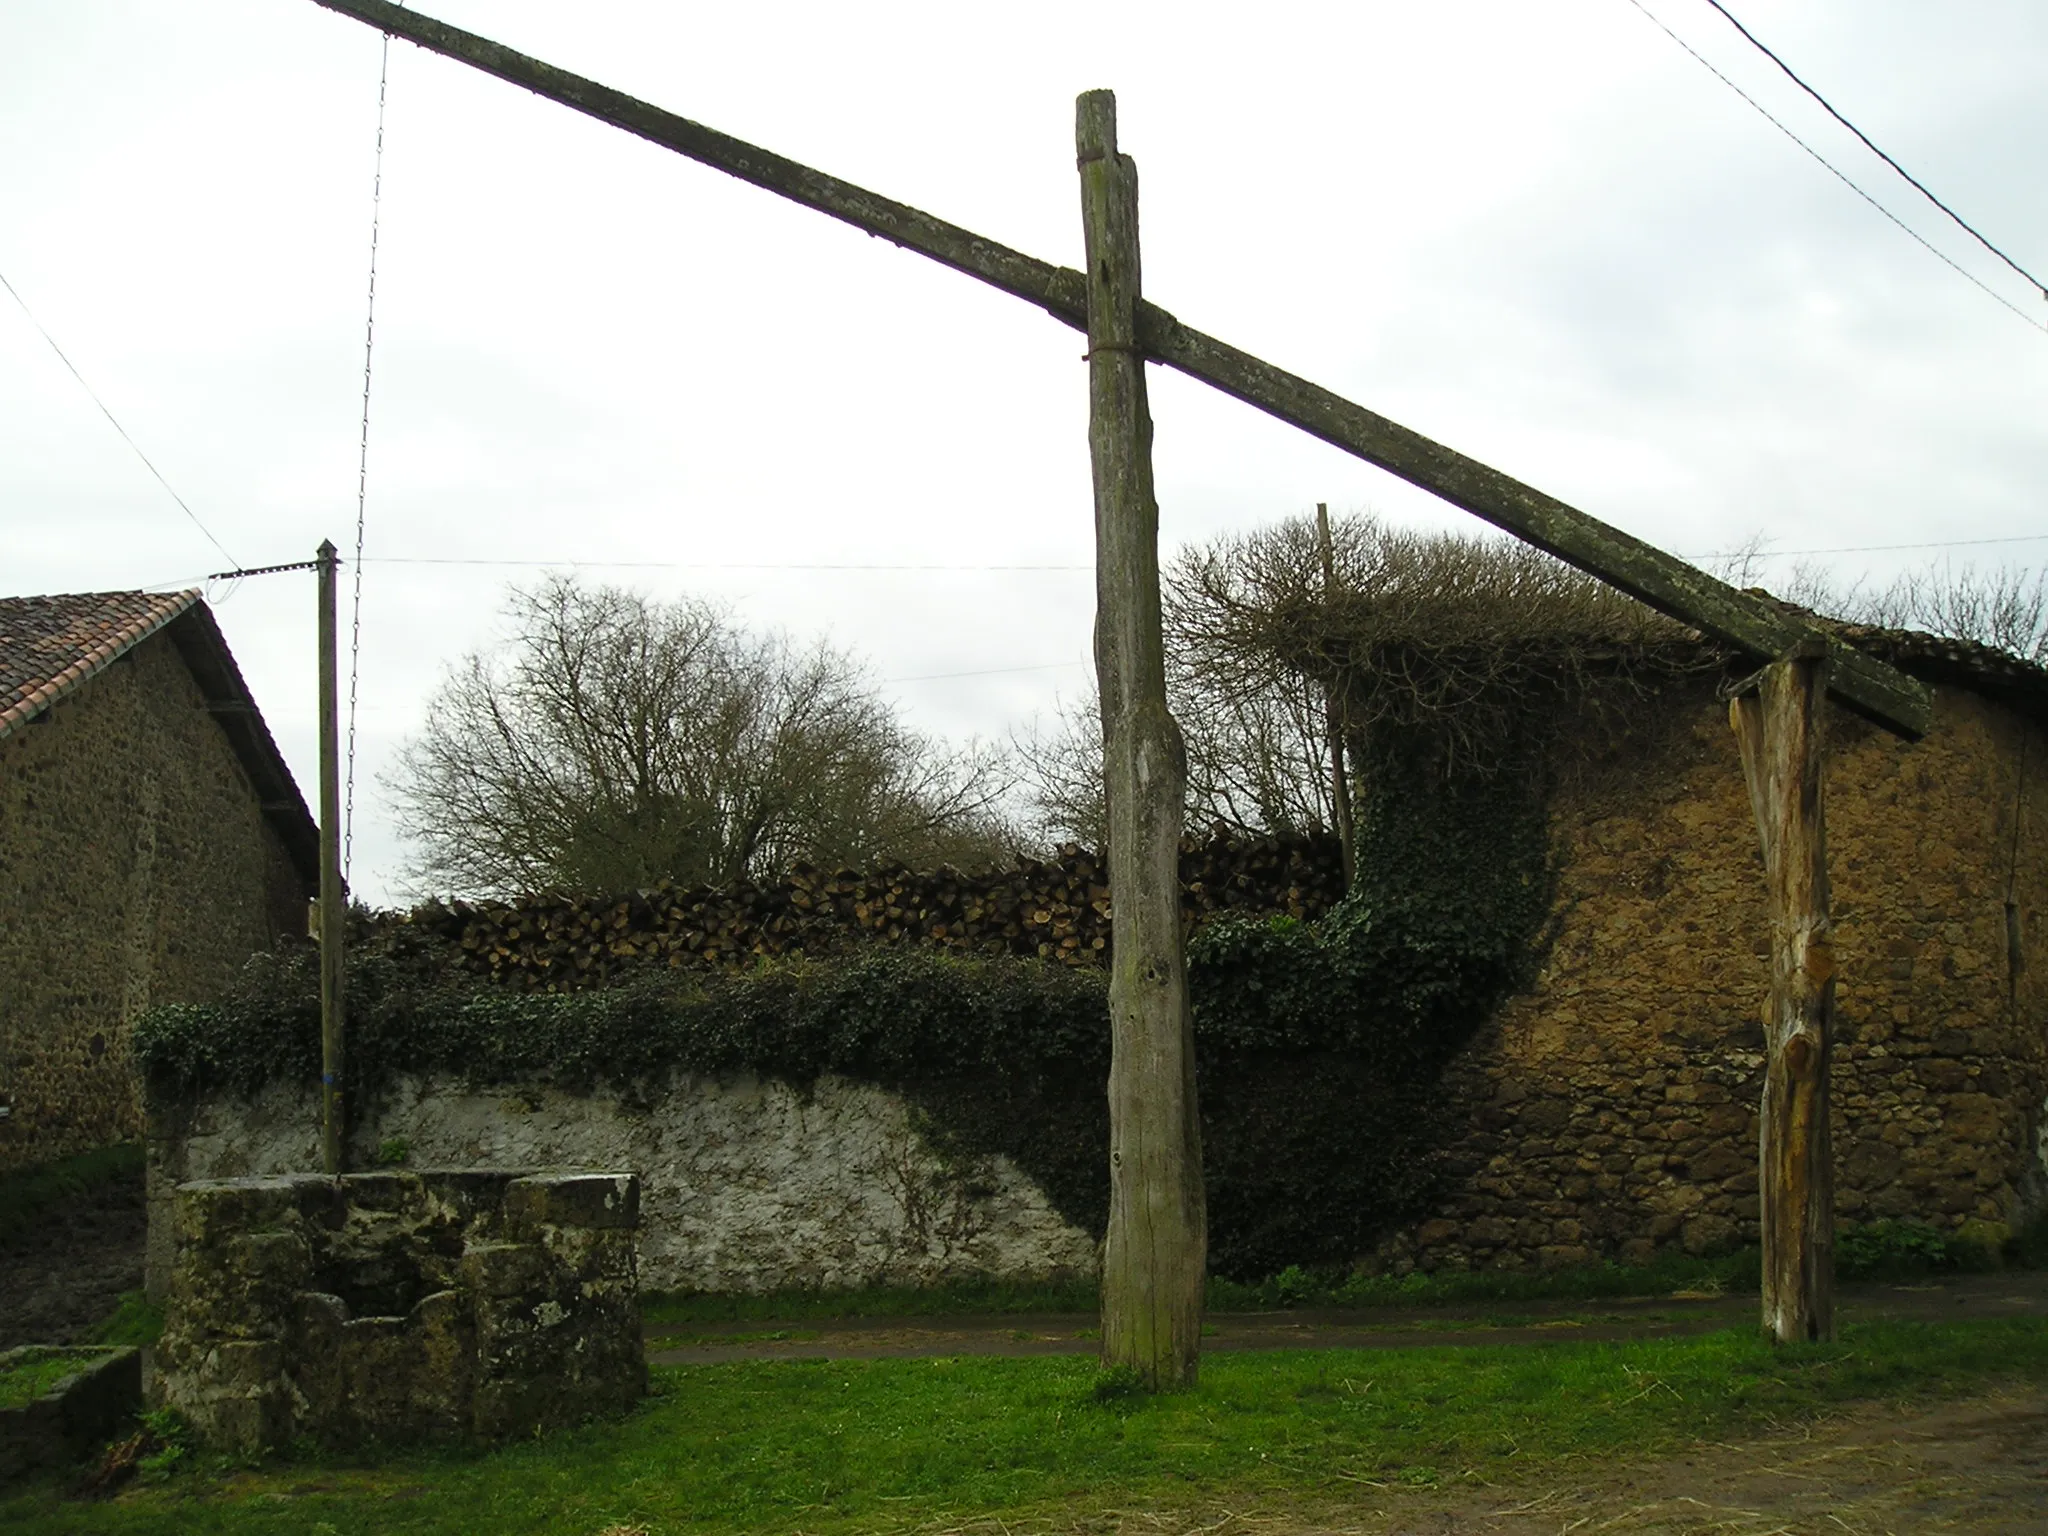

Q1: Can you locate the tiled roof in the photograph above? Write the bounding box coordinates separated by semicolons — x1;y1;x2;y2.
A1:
0;588;318;891
0;589;201;739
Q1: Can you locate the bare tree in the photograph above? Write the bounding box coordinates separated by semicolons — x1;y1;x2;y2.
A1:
1710;536;2048;662
1017;511;1692;843
388;577;1015;898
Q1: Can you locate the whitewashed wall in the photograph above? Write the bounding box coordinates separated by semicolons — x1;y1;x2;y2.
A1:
146;1072;1096;1298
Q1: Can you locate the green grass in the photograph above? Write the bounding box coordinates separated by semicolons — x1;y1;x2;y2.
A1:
0;1349;105;1412
0;1144;142;1249
86;1292;164;1349
5;1317;2044;1534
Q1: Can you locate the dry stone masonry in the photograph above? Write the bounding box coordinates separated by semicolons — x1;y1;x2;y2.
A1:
0;621;308;1171
1375;681;2048;1275
154;1170;644;1451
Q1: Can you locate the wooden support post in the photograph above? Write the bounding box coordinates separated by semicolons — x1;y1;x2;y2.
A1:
1728;639;1833;1343
1315;503;1356;889
1078;89;1205;1392
317;539;347;1178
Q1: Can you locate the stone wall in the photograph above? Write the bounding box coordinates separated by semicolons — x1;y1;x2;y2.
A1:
1379;679;2048;1274
141;680;2048;1287
146;1072;1096;1300
154;1170;644;1451
0;630;306;1171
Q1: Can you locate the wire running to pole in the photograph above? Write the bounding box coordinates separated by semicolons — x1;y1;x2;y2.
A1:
1623;0;2048;336
0;266;240;566
363;556;1092;572
344;29;393;889
1697;0;2048;301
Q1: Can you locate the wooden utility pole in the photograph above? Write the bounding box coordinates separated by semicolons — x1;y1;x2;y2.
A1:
1315;503;1356;888
1078;89;1205;1392
316;539;347;1177
1729;638;1834;1343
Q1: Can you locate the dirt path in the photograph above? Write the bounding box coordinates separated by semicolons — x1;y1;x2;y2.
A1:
646;1271;2048;1364
896;1388;2048;1535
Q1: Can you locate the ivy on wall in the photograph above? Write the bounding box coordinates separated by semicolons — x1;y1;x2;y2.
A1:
139;756;1551;1280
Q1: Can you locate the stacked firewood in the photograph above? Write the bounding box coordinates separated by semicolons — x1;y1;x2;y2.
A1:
378;831;1345;991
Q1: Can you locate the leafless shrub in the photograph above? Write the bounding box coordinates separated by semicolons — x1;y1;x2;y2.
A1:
1167;513;1697;776
1016;513;1707;840
1711;536;2048;661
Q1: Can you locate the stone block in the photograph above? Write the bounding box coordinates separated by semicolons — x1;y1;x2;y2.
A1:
174;1175;327;1247
157;1170;643;1453
1682;1214;1737;1255
1942;1094;2004;1144
505;1173;639;1234
0;1347;141;1484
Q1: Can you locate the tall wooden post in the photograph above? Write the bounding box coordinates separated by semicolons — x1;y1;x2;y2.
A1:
1729;638;1833;1343
1315;503;1356;888
317;539;347;1177
1078;89;1205;1391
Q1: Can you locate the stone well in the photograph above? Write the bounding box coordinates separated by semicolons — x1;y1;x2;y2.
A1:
154;1169;645;1452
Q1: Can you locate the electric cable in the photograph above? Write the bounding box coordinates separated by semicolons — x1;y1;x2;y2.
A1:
344;29;393;888
361;556;1090;572
1623;0;2048;336
1698;0;2047;300
0;266;241;566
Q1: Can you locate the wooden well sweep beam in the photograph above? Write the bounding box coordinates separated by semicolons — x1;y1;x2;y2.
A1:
306;0;1932;740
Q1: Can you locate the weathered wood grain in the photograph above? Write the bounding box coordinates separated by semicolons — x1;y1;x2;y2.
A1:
1730;641;1835;1344
1079;91;1206;1392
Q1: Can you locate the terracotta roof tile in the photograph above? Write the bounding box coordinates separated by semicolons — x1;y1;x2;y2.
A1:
0;589;201;740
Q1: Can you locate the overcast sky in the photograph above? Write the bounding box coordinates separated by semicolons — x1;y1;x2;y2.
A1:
6;0;2045;905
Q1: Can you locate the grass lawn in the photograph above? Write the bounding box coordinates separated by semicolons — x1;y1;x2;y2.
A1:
4;1317;2045;1535
0;1349;106;1412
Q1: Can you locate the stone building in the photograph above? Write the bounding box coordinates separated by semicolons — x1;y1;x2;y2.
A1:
1380;629;2048;1272
0;590;317;1172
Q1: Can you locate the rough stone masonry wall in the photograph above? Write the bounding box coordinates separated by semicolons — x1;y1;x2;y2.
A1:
146;1071;1096;1300
141;679;2048;1289
1379;680;2048;1274
154;1170;644;1451
0;631;306;1171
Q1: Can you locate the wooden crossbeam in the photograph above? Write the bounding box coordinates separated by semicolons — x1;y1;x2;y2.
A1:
307;0;1934;740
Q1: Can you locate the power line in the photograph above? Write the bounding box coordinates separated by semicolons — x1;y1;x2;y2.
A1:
1689;532;2048;560
345;30;394;889
153;530;2048;596
1698;0;2047;301
886;660;1085;684
1622;0;2048;336
0;266;241;565
362;556;1091;572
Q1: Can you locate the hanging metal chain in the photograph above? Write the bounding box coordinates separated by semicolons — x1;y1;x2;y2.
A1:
344;28;392;890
